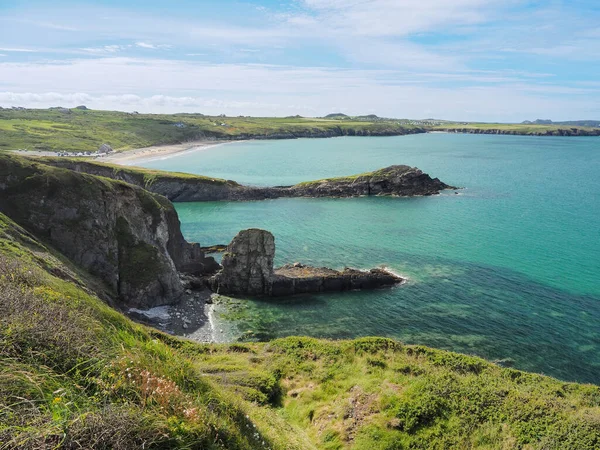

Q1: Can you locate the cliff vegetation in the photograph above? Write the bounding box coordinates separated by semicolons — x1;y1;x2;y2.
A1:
1;209;599;448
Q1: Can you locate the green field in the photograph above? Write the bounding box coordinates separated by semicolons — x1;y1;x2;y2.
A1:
0;108;421;153
4;108;598;154
431;122;600;135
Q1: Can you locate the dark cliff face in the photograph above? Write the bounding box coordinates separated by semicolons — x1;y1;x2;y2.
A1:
0;155;216;308
41;160;455;203
231;126;427;140
441;128;600;136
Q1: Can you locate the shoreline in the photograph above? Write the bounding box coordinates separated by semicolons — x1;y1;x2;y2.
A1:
104;139;242;165
8;139;243;166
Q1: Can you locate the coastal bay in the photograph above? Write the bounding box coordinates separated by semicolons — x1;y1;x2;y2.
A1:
137;133;600;384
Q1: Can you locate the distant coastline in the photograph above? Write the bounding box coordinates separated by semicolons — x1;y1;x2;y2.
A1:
4;108;600;161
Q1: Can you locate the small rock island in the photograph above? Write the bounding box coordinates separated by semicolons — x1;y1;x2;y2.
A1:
209;228;402;297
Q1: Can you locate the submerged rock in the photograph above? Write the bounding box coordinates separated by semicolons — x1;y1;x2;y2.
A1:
209;229;402;297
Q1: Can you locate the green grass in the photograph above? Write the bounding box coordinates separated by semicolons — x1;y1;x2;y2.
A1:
294;166;408;186
1;211;599;449
432;122;600;134
38;157;237;187
1;109;597;154
0;108;421;153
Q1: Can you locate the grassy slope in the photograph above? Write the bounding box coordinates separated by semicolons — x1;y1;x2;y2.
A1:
38;157;237;187
431;122;600;134
0;109;419;152
1;213;599;449
1;109;598;154
39;157;394;189
294;167;408;186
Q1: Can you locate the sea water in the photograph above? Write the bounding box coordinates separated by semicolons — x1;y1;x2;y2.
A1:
140;134;600;384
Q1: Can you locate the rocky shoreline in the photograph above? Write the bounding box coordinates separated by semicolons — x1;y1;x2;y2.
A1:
439;127;600;136
0;154;430;345
1;155;407;304
39;159;457;201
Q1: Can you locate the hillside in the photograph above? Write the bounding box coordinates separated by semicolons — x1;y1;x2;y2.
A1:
3;108;599;155
0;108;423;153
0;156;599;449
522;119;600;127
38;158;455;201
431;122;600;136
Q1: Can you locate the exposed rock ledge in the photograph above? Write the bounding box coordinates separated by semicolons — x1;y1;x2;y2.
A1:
40;159;457;202
439;127;600;136
209;229;402;297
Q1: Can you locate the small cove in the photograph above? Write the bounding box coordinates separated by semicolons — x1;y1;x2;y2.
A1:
140;134;600;384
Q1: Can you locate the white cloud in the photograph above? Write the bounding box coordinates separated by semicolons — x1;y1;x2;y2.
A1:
0;2;598;120
0;47;36;52
0;57;597;121
80;45;128;54
135;42;157;49
135;42;172;50
300;0;496;37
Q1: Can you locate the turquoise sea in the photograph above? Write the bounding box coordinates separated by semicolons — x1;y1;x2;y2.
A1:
140;134;600;384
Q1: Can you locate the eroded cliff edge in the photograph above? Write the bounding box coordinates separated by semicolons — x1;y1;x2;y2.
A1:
0;154;218;308
40;159;457;202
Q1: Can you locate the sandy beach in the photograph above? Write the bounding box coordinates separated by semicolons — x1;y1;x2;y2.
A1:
10;139;239;166
104;140;236;165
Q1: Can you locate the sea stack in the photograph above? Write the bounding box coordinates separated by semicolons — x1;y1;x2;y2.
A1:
209;228;402;297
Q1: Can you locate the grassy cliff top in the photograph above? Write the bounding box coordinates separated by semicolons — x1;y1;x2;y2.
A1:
431;122;600;134
1;108;597;154
1;206;599;448
0;108;420;153
294;166;414;186
37;157;237;186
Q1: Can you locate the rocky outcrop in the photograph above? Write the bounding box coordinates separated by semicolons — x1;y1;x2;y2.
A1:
0;155;217;308
209;229;275;296
439;128;600;136
98;143;113;154
39;158;265;202
41;160;456;202
209;229;402;297
271;264;401;296
230;126;427;140
275;165;454;198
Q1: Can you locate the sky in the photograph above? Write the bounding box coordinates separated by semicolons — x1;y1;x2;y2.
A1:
0;0;599;121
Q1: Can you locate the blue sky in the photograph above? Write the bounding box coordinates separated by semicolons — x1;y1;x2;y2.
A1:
0;0;599;121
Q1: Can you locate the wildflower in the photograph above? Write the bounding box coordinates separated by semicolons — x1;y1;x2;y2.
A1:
53;397;62;404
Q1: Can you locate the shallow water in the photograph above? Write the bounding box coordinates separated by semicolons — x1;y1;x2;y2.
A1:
141;134;600;384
